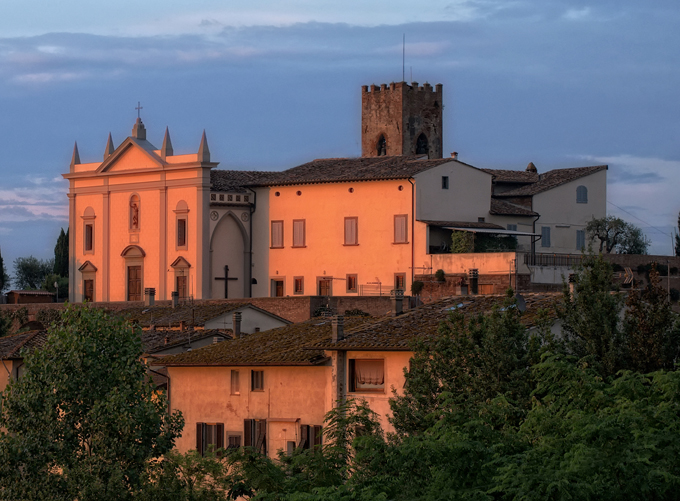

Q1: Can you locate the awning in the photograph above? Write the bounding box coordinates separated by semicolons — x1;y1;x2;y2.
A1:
444;226;541;237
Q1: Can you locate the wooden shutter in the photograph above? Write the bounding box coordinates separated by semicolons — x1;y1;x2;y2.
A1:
297;424;309;449
255;420;267;453
312;426;322;450
216;423;224;455
196;422;204;455
394;215;407;243
244;419;253;447
348;359;356;392
293;220;305;247
344;217;357;245
271;221;283;248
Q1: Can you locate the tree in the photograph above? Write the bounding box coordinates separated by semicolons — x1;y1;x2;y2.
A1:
0;306;184;499
558;253;626;378
53;227;69;277
586;216;648;254
12;255;53;290
675;212;680;257
0;247;8;292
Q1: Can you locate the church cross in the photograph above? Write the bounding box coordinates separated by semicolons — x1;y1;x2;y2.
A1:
135;101;143;119
214;265;238;298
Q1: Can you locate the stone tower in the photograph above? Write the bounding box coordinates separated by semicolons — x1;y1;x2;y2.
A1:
361;81;443;159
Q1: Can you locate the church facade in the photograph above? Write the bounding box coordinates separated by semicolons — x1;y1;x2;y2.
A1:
64;81;607;303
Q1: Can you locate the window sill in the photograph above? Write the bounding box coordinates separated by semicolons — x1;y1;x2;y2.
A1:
292;245;307;248
392;241;409;245
231;392;240;396
251;389;265;393
270;246;284;249
343;243;359;246
349;389;385;394
294;292;304;295
346;290;358;294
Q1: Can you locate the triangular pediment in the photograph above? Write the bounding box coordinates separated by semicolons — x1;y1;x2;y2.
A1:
96;137;164;174
170;256;192;268
78;260;98;273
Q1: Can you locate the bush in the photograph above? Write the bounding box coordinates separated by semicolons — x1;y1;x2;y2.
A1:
411;281;424;295
435;269;446;282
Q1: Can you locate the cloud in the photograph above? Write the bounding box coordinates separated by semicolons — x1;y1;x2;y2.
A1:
0;183;67;224
563;7;591;21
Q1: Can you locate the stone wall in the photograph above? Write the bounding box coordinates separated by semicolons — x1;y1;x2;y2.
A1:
414;273;531;303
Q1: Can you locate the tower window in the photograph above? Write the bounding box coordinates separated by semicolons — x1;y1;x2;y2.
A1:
442;176;449;189
377;135;386;156
416;133;429;156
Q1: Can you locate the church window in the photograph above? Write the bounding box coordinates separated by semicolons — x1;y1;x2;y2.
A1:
349;359;385;392
177;219;187;248
251;370;264;391
293;220;306;247
442;176;449;189
376;135;387;156
394;215;408;243
576;185;588;203
346;274;358;293
129;195;140;231
294;277;304;295
271;221;284;248
416;133;429;156
84;224;93;252
344;217;358;245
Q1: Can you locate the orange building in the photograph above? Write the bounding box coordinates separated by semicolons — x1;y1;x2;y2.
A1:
64;81;606;303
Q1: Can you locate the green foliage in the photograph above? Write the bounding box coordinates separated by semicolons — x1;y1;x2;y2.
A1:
53;227;69;277
671;288;680;302
450;230;474;253
35;307;63;328
434;269;446;282
558;253;626;378
676;213;680;257
0;247;8;292
586;216;649;254
12;255;54;290
410;280;424;295
41;273;69;299
0;312;10;338
0;305;184;499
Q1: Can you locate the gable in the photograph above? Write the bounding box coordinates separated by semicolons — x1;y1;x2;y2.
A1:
97;140;164;174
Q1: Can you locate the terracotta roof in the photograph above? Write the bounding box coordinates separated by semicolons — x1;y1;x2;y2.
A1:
141;328;231;354
481;169;539;184
495;166;607;197
156;316;373;367
419;220;505;230
0;330;48;359
114;303;253;328
211;170;280;193
7;290;55;296
308;293;561;351
489;198;538;217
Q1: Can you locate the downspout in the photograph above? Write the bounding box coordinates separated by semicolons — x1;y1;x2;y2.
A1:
249;189;257;298
408;178;415;296
531;213;541;266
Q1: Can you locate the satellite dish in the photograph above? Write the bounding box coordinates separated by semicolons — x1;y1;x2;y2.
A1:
515;293;527;313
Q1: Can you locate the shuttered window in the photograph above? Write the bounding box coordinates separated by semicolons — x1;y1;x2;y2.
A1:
346;274;357;293
394;215;408;243
297;424;323;451
541;227;551;248
293;219;306;247
576;185;588;203
576;229;586;250
196;422;224;456
251;370;264;391
271;221;283;248
244;419;267;454
344;217;358;245
177;219;187;247
294;277;304;295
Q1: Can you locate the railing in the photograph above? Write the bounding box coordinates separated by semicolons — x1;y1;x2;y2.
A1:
360;283;401;296
525;253;583;267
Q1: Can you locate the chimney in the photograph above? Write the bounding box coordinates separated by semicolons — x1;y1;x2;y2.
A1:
171;291;179;308
391;289;404;317
332;315;344;343
451;152;458;160
468;269;479;295
144;288;155;306
233;312;242;339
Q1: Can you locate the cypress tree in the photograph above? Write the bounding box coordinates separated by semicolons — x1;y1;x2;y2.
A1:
53;228;69;277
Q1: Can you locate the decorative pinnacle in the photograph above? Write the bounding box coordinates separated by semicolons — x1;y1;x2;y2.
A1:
161;127;173;159
71;141;81;168
104;133;114;160
198;130;210;162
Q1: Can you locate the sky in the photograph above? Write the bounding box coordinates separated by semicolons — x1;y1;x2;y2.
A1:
1;0;679;276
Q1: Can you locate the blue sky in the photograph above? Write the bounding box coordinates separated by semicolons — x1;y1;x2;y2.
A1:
1;0;679;274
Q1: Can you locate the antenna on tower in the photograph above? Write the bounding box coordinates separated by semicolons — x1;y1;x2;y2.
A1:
402;34;405;82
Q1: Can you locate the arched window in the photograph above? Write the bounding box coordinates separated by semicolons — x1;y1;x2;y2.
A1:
576;186;588;204
416;133;429;156
129;194;140;230
376;135;386;156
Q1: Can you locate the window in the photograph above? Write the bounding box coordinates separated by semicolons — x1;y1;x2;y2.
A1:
83;279;94;302
177;219;187;247
251;370;264;391
442;176;449;189
318;278;332;296
394;215;408;243
196;422;224;456
271;220;283;248
272;279;284;297
346;274;357;293
294;277;304;295
344;217;358;245
244;419;267;454
227;434;242;449
349;359;385;392
576;229;586;250
293;219;306;247
377;135;386;156
541;227;551;248
576;185;588;204
85;224;93;252
507;224;518;232
478;217;485;223
298;424;323;450
231;370;240;395
394;273;406;290
416;133;429;156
